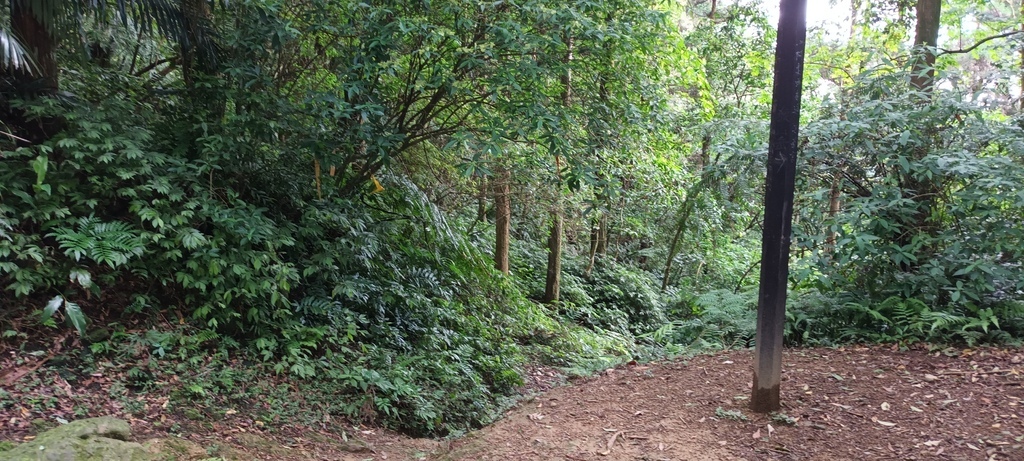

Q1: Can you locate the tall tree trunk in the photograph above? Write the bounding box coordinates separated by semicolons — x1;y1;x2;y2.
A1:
543;34;572;302
5;1;62;145
751;0;807;414
910;0;941;92
543;211;563;302
585;219;599;276
493;167;511;274
476;177;488;224
9;2;57;93
824;171;842;255
899;0;942;257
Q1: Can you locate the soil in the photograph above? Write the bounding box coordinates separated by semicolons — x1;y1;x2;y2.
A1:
2;345;1022;460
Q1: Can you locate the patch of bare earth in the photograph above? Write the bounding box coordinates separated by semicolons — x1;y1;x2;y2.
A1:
3;345;1023;460
447;345;1023;461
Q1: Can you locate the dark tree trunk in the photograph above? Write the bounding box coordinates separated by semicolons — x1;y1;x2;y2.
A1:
9;2;58;93
494;167;511;274
543;212;563;303
751;0;807;414
4;1;62;145
824;171;842;255
543;35;572;302
476;178;488;224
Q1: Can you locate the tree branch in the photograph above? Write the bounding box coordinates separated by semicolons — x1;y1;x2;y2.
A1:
938;30;1024;56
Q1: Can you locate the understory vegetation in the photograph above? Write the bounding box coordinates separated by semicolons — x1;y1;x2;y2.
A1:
2;0;1023;437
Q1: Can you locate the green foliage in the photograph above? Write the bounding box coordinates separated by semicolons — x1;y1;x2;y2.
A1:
580;260;666;335
714;406;748;421
785;292;1024;347
790;65;1024;343
651;289;757;351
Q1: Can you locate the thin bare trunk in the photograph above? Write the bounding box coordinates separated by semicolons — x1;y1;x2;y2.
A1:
476;178;488;223
543;34;572;302
543;212;563;303
824;172;842;254
494;168;511;274
596;212;608;256
585;220;599;276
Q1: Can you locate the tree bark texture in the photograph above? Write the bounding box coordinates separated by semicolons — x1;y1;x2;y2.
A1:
543;212;563;303
911;0;941;92
543;34;572;302
751;0;806;414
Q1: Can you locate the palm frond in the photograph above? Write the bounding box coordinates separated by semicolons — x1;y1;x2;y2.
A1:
12;0;221;67
0;28;38;73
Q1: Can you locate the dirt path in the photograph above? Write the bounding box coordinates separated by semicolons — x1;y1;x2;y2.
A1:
3;346;1023;460
384;346;1024;461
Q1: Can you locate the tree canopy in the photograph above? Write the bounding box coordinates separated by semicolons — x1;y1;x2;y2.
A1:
2;0;1023;435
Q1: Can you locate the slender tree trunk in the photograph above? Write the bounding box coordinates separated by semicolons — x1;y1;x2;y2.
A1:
543;34;572;302
596;212;608;256
585;220;599;276
476;177;488;224
824;171;842;254
638;238;651;267
493;167;511;274
543;211;563;302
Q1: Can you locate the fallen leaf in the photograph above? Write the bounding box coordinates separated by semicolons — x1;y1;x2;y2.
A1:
923;440;941;447
880;402;890;411
752;428;761;439
767;424;775;437
923;374;939;382
910;406;923;412
871;417;897;427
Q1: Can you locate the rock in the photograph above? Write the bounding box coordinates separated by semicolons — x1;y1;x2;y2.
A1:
0;416;151;461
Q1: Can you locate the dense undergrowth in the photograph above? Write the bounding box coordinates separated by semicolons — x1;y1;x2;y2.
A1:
3;0;1024;440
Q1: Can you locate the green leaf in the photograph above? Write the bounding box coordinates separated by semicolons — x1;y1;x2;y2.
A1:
31;155;48;185
69;268;92;288
64;301;87;336
42;296;63;322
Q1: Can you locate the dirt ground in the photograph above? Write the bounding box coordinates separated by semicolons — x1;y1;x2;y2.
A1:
3;345;1023;460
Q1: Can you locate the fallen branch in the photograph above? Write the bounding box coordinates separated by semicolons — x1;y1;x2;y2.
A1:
598;431;624;456
0;351;55;387
938;368;1020;376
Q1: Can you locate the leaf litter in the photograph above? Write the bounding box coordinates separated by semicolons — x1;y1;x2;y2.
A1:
1;345;1022;460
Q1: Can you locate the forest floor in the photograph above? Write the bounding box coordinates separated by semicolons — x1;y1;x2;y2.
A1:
2;345;1023;460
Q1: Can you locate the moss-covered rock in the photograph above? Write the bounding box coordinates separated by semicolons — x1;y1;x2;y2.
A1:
0;417;150;461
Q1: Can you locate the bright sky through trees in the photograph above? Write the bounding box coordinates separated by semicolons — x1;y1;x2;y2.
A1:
768;0;851;38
